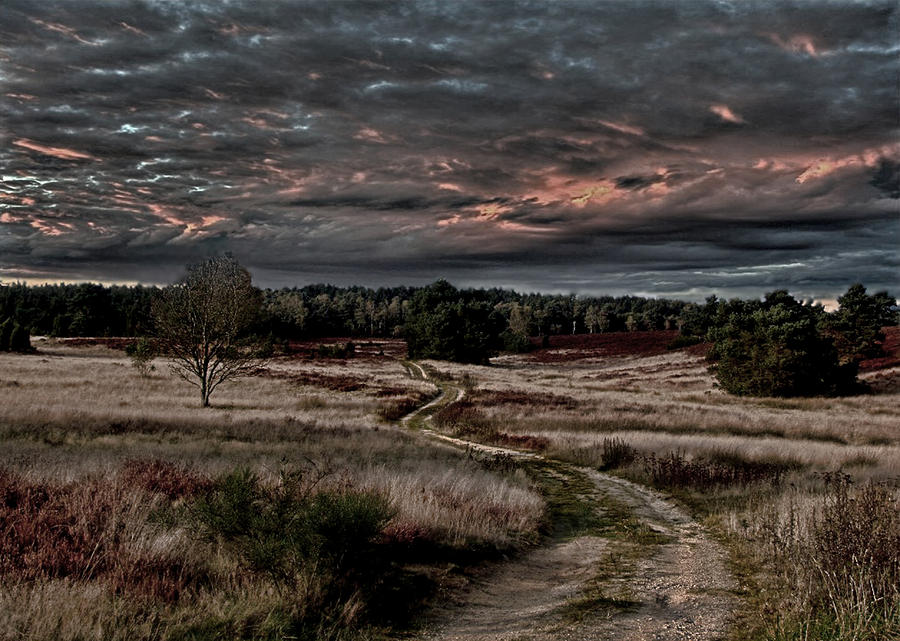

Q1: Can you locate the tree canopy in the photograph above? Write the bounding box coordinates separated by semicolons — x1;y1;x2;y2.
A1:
707;286;896;397
404;280;505;364
152;256;264;407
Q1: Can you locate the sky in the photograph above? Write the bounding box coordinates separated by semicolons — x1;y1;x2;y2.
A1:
1;0;898;301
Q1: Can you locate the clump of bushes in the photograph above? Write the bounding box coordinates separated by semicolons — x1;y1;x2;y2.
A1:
756;476;900;640
317;341;356;359
593;440;796;490
707;285;896;398
192;467;394;627
666;334;702;350
599;437;637;470
641;451;797;490
125;337;156;377
0;317;31;352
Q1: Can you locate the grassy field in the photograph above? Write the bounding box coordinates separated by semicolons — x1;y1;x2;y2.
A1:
426;328;900;640
1;331;897;640
0;338;543;640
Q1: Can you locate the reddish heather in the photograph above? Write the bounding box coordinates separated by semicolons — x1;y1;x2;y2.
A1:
0;468;208;602
528;330;684;362
473;389;578;409
58;337;137;350
859;326;900;372
283;337;407;361
259;368;368;392
120;459;213;500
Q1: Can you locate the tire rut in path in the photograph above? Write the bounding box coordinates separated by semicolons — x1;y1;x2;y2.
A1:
402;362;737;641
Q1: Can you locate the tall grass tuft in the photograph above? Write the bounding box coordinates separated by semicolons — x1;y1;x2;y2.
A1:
754;476;900;640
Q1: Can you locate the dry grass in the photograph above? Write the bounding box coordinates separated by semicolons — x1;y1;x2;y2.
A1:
0;342;543;640
423;339;900;640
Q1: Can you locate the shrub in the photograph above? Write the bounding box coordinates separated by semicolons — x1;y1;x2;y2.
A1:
4;322;32;352
759;476;900;639
317;341;355;358
708;291;856;397
125;337;156;376
666;334;702;350
599;437;637;470
0;318;12;351
642;450;795;490
192;468;393;603
500;330;533;353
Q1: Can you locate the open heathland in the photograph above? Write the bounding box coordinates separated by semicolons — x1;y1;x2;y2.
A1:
1;329;897;640
0;338;543;640
425;326;900;640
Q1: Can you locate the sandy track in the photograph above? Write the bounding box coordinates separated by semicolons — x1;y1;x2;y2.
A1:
403;362;737;641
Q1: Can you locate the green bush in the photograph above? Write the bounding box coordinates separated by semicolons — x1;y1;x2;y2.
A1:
8;323;31;353
822;283;898;365
0;318;12;351
404;280;504;364
193;468;393;597
317;341;355;358
708;291;856;397
500;330;533;353
666;334;702;350
125;337;156;376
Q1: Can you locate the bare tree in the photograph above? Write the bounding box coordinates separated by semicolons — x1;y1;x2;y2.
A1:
152;256;263;407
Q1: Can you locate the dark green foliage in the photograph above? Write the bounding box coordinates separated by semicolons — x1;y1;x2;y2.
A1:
193;468;393;594
822;283;898;365
125;337;156;376
708;291;857;397
2;280;695;341
599;437;637;470
0;318;12;351
500;329;533;353
405;280;505;364
8;324;31;352
666;334;702;350
317;341;355;358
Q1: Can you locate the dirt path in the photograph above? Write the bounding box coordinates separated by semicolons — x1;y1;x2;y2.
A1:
402;362;737;641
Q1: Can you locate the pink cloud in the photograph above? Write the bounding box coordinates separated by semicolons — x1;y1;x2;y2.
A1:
709;104;744;123
766;33;820;57
595;119;645;136
354;127;390;144
30;18;97;46
13;138;98;161
119;22;146;37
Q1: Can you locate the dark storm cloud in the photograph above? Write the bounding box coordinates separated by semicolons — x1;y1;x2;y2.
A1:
1;0;897;300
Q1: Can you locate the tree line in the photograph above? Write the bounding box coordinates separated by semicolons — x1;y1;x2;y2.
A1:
0;280;691;341
2;261;895;401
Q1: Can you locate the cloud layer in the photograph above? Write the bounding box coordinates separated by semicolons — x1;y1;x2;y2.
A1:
1;0;897;299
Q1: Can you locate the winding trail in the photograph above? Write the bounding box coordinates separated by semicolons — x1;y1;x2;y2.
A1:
401;361;737;641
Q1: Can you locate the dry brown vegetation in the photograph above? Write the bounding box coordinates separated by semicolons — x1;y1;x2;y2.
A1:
3;330;898;640
423;328;900;640
0;339;543;640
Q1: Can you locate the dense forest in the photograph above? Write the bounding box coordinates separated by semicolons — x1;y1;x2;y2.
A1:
0;280;692;340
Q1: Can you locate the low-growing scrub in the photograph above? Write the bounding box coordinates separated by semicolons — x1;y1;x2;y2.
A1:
473;389;578;409
641;450;798;490
375;390;436;421
735;476;900;640
193;467;394;625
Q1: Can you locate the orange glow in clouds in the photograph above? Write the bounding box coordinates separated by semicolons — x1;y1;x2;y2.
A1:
13;139;99;161
709;104;744;123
